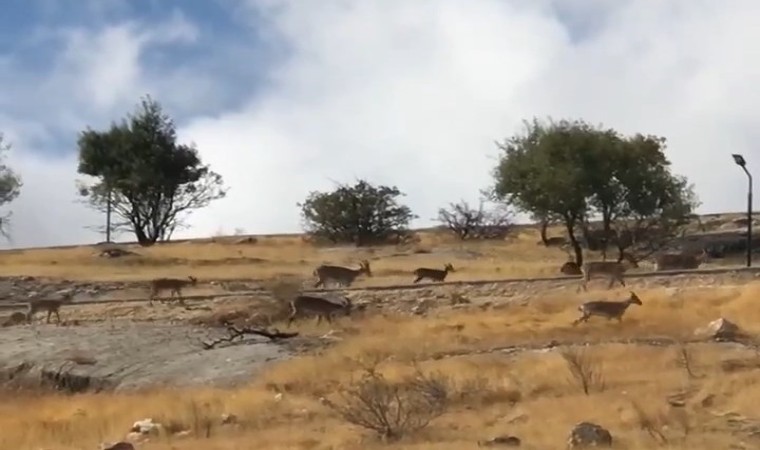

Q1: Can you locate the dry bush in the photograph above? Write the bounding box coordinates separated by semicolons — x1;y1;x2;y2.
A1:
452;374;522;407
560;347;605;395
261;276;305;303
631;401;669;444
322;366;450;440
675;345;700;379
436;200;514;240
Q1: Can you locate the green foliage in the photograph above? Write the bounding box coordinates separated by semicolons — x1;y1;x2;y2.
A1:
299;179;416;246
0;134;22;240
76;96;226;246
490;118;698;264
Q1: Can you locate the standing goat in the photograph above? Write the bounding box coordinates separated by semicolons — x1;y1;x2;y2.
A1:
578;253;639;292
148;276;198;306
573;291;643;325
313;260;372;288
287;294;353;326
27;292;74;324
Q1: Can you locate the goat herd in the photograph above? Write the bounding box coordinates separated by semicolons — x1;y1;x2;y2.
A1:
23;248;708;327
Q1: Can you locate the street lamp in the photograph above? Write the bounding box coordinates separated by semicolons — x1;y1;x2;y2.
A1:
732;154;753;267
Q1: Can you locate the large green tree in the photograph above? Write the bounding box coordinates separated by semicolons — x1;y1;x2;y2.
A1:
0;134;22;240
490;118;698;265
76;96;226;246
299;179;416;246
610;134;699;257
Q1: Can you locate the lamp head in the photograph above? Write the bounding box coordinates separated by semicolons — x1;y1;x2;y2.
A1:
733;154;747;167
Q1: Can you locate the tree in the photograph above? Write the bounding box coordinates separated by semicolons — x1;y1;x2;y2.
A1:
610;135;700;258
490;118;698;266
76;96;226;246
0;134;22;240
299;179;416;246
490;119;602;265
436;200;513;240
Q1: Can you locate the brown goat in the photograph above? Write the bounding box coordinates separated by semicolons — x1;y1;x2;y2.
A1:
578;253;639;292
413;263;455;283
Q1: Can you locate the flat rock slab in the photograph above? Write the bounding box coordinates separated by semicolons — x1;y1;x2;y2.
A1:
0;322;292;390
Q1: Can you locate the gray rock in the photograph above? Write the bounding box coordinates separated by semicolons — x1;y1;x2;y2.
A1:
567;422;612;448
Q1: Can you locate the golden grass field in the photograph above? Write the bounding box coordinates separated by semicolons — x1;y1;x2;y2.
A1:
0;222;742;284
0;227;571;283
2;221;760;449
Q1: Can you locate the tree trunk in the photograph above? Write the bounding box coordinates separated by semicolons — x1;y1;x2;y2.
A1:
540;218;549;246
134;227;157;247
563;213;583;267
579;217;592;248
600;210;613;261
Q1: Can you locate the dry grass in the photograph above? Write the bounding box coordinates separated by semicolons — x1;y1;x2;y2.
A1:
4;282;760;449
0;217;755;448
0;226;697;282
0;211;749;283
0;228;578;282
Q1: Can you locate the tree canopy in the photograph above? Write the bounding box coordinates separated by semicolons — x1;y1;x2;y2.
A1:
490;118;698;265
76;96;227;246
0;134;22;240
299;179;416;246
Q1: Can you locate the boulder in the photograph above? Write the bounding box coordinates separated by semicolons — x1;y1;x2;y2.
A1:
130;418;162;435
567;422;612;448
694;318;741;341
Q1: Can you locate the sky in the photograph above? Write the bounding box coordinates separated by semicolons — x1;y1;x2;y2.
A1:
1;0;760;248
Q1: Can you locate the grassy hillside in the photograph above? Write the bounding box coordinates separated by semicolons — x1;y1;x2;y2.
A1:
0;214;750;283
1;214;759;449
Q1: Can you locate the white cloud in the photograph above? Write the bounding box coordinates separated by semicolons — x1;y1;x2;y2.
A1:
180;0;760;237
5;0;760;247
0;12;200;248
51;11;198;112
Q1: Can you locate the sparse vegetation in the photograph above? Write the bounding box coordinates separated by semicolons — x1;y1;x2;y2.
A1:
560;347;606;395
2;271;760;448
322;364;450;440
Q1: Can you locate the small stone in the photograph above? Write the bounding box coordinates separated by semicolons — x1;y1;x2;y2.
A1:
701;394;715;408
101;442;135;450
123;431;144;442
478;435;521;447
130;418;161;435
221;413;238;425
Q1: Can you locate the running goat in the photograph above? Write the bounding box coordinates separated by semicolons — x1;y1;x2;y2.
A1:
572;291;643;326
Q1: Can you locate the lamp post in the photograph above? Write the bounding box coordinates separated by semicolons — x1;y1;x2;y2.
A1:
732;154;753;267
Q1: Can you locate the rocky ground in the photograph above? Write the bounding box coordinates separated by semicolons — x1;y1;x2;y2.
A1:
1;268;759;392
0;322;292;391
